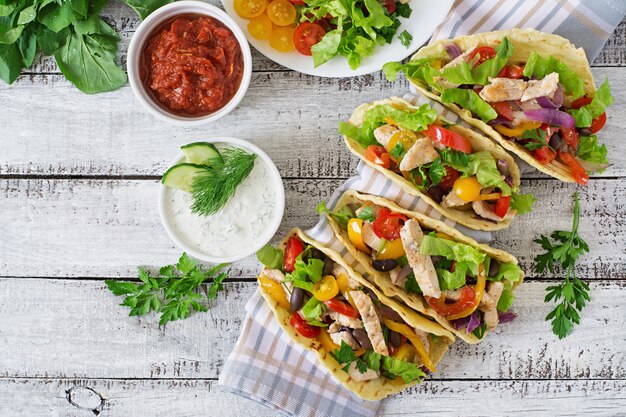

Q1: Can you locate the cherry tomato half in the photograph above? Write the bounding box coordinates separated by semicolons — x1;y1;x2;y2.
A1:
372;212;407;241
290;313;321;338
468;46;496;66
439;167;460;189
425;285;476;317
491;101;514;121
558;151;589;186
571;96;607;134
283;236;304;272
423;125;472;153
365;145;392;169
234;0;268;18
497;64;525;79
324;298;360;318
293;22;326;56
312;275;339;301
532;145;556;165
266;0;296;26
269;25;295;52
493;196;510;218
381;0;396;14
247;14;273;40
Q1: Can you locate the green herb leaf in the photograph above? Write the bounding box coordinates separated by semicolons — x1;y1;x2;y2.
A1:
357;206;376;222
256;244;284;270
399;30;412;47
404;273;422;294
317;201;356;229
119;0;173;20
521;128;552;151
523;52;585;99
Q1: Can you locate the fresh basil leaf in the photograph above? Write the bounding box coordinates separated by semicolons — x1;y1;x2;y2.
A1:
0;42;22;83
38;2;77;33
119;0;173;19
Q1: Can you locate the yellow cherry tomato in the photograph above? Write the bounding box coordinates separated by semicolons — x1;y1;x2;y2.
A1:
319;329;340;351
494;121;541;137
234;0;268;18
376;238;405;260
386;131;418;162
269;25;295;52
452;176;482;203
347;218;371;254
258;275;290;310
312;275;339;301
393;343;417;363
266;0;296;26
247;14;273;40
336;273;350;293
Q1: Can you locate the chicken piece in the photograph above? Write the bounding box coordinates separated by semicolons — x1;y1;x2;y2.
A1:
472;200;517;221
355;202;379;219
399;138;440;172
479;77;526;102
389;266;411;287
518;98;543;111
347;361;380;381
374;124;399;149
521;72;559;102
441;289;463;301
478;291;494;310
442;190;467;208
328;311;364;329
330;330;360;349
399;220;441;298
350;291;389;356
332;264;360;289
362;222;383;252
414;329;431;354
481;281;505;331
260;269;291;294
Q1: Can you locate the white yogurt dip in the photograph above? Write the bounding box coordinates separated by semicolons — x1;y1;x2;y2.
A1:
164;150;282;260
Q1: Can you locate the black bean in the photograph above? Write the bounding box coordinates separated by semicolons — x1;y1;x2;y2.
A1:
352;329;373;349
580;127;592;136
303;247;325;262
372;259;398;272
323;258;334;276
389;331;402;348
379;305;402;322
290;288;305;312
496;159;510;176
427;185;446;203
489;259;500;278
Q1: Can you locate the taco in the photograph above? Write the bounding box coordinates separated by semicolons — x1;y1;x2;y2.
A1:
318;190;524;344
255;228;454;400
339;96;534;231
383;28;613;185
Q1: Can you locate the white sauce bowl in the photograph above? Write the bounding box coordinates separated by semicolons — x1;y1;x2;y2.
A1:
127;1;252;126
159;137;284;263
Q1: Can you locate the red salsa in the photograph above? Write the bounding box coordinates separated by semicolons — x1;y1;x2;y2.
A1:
140;15;244;117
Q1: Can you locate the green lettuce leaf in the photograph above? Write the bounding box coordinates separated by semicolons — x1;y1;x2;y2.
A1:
383;58;443;91
312;29;342;67
578;135;608;167
441;88;497;122
256;244;283;270
443;150;512;195
568;78;613;128
441;37;513;85
522;52;585;99
316;201;355;229
510;193;535;214
489;262;522;283
381;356;426;383
294;255;325;284
497;283;515;312
302;297;326;325
420;235;486;265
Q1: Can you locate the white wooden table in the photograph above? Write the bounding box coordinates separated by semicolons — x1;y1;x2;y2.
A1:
1;3;625;416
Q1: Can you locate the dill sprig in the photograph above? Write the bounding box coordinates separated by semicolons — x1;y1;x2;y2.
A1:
190;147;257;216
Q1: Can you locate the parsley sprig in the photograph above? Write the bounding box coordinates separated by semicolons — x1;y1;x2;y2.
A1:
105;253;228;326
522;128;554;152
534;192;590;339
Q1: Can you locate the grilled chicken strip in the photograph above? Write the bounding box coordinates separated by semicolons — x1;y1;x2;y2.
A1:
399;138;439;172
373;124;399;149
399;219;441;298
350;291;389;356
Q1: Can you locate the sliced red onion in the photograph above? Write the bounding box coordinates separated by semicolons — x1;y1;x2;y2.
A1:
466;311;481;333
498;311;517;323
451;315;471;331
488;117;514;129
445;43;462;59
420;366;431;376
549;133;571;154
524;108;576;128
536;84;564;109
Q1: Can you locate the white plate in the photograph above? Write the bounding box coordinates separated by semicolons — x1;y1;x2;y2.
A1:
221;0;454;77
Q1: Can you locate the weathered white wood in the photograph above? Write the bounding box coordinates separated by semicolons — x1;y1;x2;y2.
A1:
1;69;624;178
1;377;624;417
1;279;623;380
1;178;624;279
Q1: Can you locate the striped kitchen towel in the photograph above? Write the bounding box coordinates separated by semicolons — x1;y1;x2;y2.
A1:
218;2;625;416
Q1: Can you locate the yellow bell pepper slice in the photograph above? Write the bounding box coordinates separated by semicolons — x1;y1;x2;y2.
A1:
393;343;417;362
383;318;436;372
347;218;371;254
376;238;405;260
447;264;486;320
478;193;502;201
258;275;290;311
494;121;541;137
319;329;340;352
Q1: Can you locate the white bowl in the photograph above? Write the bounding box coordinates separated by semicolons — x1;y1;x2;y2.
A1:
127;1;252;126
159;137;285;264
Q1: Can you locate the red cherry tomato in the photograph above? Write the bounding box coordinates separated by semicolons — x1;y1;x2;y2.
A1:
314;18;332;32
365;145;392;169
372;212;408;240
493;196;511;218
491;101;514;121
324;298;360;318
439;167;460;189
283;236;304;272
288;0;306;4
571;96;607;134
558;151;589;185
293;22;326;56
468;46;496;66
380;0;396;14
532;146;556;165
425;286;476;317
423;125;472;154
290;313;321;338
497;64;525;79
560;127;580;148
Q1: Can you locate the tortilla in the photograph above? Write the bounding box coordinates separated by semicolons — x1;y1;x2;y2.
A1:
325;190;525;344
344;96;521;231
409;28;596;183
257;228;454;401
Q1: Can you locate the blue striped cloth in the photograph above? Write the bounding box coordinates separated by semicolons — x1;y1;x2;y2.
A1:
218;2;625;416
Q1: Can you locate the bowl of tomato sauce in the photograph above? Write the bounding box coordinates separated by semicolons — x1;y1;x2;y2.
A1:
127;1;252;126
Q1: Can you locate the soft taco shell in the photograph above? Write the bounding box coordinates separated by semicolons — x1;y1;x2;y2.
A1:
344;96;521;231
326;190;525;344
257;228;454;401
410;28;596;183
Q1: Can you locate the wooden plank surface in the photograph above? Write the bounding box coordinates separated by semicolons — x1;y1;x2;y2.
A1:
1;279;624;381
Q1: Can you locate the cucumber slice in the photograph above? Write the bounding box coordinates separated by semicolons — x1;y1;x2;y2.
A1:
162;163;206;192
181;142;222;164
